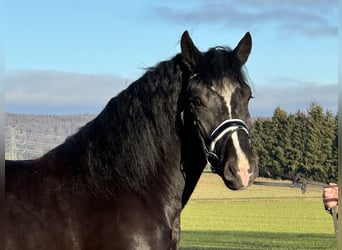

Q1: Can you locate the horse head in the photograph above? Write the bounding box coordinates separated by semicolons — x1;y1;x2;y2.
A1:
180;31;258;191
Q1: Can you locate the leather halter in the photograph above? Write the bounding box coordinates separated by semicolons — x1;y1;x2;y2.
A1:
187;102;251;174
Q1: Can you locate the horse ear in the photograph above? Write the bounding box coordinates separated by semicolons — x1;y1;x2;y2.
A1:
233;32;252;65
181;31;201;70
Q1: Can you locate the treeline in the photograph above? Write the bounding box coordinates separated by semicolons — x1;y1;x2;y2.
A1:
252;103;338;183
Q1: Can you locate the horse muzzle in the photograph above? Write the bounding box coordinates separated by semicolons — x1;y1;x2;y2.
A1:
206;119;258;190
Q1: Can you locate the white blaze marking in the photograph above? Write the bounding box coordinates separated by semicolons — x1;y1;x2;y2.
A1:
219;80;251;187
220;84;234;118
232;133;251;187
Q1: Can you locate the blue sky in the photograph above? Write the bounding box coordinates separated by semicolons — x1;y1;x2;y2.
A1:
5;0;338;116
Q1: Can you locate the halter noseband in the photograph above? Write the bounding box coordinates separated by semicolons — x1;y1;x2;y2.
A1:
188;102;251;174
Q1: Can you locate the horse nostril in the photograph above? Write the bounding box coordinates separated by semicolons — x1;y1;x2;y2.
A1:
223;163;234;179
224;161;239;180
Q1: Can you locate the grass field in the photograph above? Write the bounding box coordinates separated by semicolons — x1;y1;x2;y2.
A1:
180;173;336;250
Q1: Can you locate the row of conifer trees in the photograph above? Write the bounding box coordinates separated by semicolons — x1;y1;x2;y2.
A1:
251;103;338;183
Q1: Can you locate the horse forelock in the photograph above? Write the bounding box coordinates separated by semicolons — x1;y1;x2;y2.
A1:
199;47;250;88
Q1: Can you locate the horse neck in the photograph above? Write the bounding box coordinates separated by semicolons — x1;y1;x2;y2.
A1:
62;65;188;202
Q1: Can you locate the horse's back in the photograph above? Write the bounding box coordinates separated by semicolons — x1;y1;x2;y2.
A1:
5;159;37;193
5;159;33;176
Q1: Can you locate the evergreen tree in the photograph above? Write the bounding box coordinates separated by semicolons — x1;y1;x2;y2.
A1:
304;103;326;181
291;111;307;175
250;103;337;182
325;114;338;182
252;118;273;177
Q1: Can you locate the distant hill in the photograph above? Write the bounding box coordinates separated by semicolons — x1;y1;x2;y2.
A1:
5;113;96;160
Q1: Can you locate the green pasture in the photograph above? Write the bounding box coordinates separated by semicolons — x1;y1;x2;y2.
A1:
180;173;336;250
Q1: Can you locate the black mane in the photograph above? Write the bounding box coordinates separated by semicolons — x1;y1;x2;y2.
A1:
55;54;186;195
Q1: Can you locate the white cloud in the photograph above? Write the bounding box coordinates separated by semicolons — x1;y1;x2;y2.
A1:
150;0;337;37
250;80;338;116
5;70;130;114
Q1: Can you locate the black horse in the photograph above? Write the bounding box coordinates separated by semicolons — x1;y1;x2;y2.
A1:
6;31;258;250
